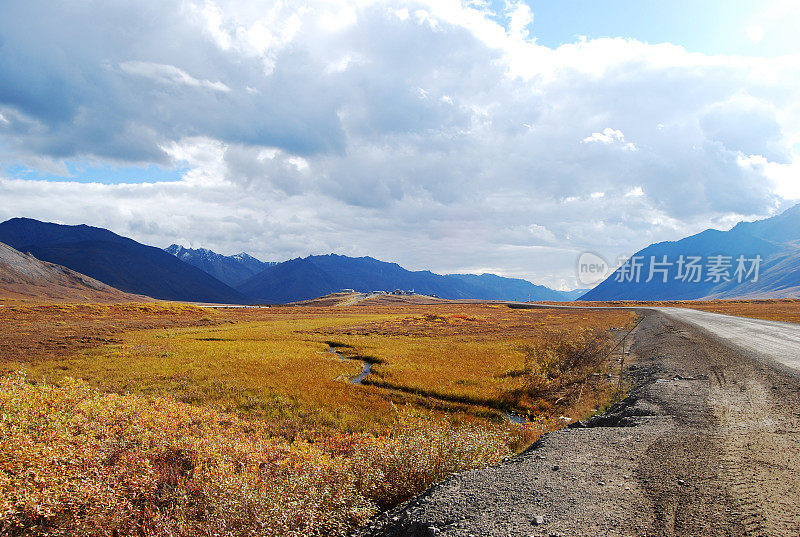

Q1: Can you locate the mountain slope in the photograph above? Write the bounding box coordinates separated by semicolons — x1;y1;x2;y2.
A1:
165;245;274;287
238;254;577;303
0;218;247;304
237;257;339;303
445;273;581;302
0;241;139;302
582;204;800;300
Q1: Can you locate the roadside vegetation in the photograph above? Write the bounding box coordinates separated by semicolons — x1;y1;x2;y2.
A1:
0;372;511;536
0;300;636;534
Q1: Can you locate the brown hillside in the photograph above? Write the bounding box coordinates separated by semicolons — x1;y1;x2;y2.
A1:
0;241;144;303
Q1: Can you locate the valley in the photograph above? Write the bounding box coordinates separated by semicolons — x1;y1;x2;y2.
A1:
3;292;800;535
0;296;635;535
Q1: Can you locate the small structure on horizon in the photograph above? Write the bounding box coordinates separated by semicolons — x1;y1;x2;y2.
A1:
392;289;416;296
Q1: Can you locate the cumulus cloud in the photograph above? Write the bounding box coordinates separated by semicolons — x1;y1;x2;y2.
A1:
0;0;799;288
583;128;637;151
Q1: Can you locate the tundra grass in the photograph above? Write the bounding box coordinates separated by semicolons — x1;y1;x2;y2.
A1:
18;303;635;435
1;300;636;535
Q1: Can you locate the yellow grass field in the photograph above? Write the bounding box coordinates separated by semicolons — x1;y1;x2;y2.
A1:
1;299;637;535
15;302;636;433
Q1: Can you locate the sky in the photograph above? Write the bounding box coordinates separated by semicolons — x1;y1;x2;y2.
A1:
1;0;799;290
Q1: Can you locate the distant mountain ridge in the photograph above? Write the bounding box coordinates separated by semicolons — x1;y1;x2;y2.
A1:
0;218;247;304
165;244;275;287
236;253;578;303
582;204;800;300
0;218;583;304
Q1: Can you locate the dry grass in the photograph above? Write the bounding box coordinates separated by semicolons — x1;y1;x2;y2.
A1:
676;299;800;323
310;305;635;418
0;303;225;369
0;300;637;535
16;303;635;435
501;327;618;417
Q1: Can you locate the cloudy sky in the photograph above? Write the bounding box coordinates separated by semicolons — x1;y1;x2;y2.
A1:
1;0;799;289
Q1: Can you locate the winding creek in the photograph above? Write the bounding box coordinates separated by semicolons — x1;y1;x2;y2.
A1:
326;345;528;424
327;345;373;385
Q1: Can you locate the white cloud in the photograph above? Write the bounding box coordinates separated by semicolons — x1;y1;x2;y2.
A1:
119;61;231;92
527;223;557;243
583;128;637;151
625;186;645;197
737;153;800;199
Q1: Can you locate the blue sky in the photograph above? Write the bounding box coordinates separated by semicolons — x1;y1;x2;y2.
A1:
5;161;186;184
1;0;798;288
527;0;797;56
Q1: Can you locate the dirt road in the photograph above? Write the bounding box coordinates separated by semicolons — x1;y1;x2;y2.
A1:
360;309;800;536
656;307;800;374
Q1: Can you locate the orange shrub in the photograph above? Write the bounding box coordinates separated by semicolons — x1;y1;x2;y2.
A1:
0;374;512;536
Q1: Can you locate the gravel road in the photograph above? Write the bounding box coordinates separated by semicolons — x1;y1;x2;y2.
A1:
359;309;800;536
656;307;800;374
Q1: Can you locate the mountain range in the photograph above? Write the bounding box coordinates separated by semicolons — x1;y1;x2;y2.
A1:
582;204;800;300
0;218;247;303
235;254;579;303
165;245;276;287
6;206;798;305
0;217;580;304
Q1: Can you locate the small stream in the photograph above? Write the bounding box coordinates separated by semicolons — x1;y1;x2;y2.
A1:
327;345;527;423
502;411;528;425
327;346;373;385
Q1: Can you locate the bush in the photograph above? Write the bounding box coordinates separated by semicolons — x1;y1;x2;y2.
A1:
502;328;615;411
323;410;512;510
0;374;512;536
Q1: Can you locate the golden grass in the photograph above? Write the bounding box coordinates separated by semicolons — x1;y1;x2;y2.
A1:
20;304;635;435
1;300;637;534
676;298;800;323
309;306;635;416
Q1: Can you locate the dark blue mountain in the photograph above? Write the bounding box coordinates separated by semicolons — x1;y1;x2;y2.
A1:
445;273;579;302
165;245;275;287
0;218;248;303
237;257;338;304
237;253;577;303
582;204;800;300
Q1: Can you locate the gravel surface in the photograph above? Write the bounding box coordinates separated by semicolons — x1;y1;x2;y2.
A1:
358;310;800;536
656;307;800;374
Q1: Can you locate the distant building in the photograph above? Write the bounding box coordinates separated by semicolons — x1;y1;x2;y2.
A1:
392;289;417;295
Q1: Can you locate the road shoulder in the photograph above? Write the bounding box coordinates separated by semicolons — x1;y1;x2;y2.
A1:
359;310;800;536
